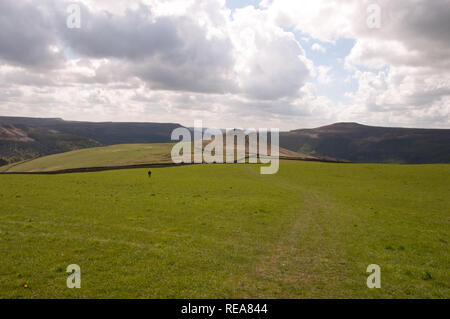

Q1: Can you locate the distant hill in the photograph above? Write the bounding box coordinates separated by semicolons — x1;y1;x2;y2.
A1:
1;117;449;165
198;130;322;162
0;123;101;164
280;122;450;164
0;117;183;145
0;117;184;164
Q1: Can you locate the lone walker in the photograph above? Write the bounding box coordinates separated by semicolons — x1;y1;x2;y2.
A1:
148;170;152;179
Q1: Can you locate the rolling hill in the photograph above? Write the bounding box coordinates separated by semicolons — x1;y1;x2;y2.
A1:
0;141;309;173
280;122;450;164
0;143;175;173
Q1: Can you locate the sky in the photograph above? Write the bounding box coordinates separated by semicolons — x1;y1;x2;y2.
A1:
0;0;449;130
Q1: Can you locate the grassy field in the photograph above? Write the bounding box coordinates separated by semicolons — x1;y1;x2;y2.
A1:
0;143;175;173
0;161;448;298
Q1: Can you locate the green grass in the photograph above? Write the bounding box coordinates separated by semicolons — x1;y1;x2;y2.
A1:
0;143;175;172
0;161;448;298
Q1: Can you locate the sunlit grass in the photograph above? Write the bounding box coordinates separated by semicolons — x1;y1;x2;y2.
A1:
0;161;448;298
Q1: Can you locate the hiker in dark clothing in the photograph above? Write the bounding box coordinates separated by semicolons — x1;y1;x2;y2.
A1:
148;170;152;178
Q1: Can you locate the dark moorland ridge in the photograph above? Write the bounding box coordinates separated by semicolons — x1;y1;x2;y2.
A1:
280;122;450;164
0;117;183;164
0;117;449;165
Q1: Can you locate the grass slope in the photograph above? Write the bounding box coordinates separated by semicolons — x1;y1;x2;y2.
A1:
0;161;448;298
0;143;174;172
0;142;313;173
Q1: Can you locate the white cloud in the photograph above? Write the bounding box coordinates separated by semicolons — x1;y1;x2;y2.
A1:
230;6;313;100
0;0;448;129
311;43;326;53
316;66;333;84
339;66;450;127
260;0;450;127
261;0;358;42
0;0;317;129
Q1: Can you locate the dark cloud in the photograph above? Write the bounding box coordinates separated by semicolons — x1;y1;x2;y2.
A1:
0;0;235;94
58;3;236;93
351;0;450;70
60;5;181;60
0;0;65;68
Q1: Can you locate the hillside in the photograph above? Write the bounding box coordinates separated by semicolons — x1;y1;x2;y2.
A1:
198;131;322;162
0;117;183;145
2;117;449;165
0;117;184;164
0;143;175;173
0;123;101;164
280;123;450;164
0;141;310;173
